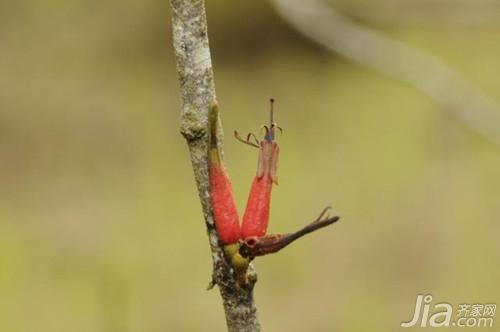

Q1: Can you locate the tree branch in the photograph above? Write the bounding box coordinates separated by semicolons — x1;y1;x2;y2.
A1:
169;1;261;331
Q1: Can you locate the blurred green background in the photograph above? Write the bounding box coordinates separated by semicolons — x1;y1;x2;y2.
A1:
1;0;499;331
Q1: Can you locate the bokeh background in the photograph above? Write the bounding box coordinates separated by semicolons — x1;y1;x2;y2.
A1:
1;0;500;331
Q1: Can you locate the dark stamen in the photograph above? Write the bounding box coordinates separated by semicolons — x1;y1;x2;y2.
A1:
265;98;276;142
270;98;275;127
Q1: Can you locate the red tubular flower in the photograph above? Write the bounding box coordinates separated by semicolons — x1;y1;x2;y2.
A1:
209;99;338;266
240;99;280;239
208;103;241;245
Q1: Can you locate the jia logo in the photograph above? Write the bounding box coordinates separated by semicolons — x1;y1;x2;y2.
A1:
401;294;496;328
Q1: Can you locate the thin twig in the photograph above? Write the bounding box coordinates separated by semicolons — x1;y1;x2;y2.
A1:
169;1;260;331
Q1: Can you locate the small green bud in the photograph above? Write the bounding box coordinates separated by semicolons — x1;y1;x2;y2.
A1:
223;243;239;258
223;244;249;273
231;253;249;273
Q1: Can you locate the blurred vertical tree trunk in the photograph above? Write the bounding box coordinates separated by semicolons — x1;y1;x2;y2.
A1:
272;0;500;146
169;1;261;331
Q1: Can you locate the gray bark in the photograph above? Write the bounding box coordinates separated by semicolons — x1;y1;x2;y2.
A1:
169;1;261;331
